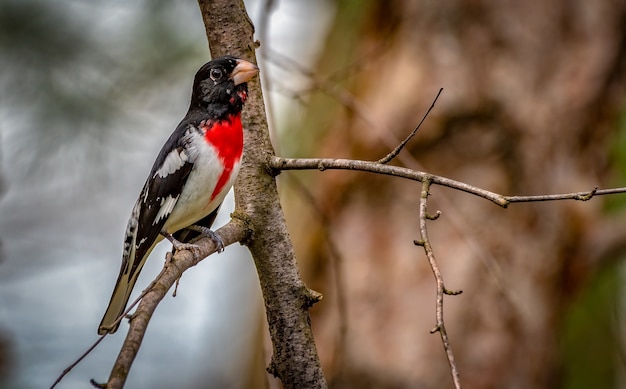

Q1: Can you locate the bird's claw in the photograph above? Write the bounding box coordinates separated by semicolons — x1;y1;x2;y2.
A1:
161;232;203;259
163;226;225;255
186;225;225;253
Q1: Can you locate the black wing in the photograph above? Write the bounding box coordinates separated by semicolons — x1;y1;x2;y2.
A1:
125;118;202;279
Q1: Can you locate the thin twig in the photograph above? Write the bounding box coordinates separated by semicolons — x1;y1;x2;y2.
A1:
416;178;462;389
504;186;626;202
50;335;106;389
270;156;509;206
266;47;438;177
51;281;160;389
268;49;531;330
267;49;528;339
271;156;626;207
377;88;443;164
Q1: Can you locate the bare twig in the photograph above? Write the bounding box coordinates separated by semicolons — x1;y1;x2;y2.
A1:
100;220;248;389
415;178;462;389
265;47;438;176
51;272;168;389
266;49;530;339
377;88;443;164
50;335;106;389
266;50;530;363
271;156;626;207
270;156;509;206
504;186;626;202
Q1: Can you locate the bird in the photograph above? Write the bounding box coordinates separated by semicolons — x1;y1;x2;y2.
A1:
98;56;259;335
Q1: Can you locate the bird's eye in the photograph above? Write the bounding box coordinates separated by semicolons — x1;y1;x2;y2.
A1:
210;68;223;81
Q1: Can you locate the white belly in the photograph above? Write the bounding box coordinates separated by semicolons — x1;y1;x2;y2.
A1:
161;139;241;234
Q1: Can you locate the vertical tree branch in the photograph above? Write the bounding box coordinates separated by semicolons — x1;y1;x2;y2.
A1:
416;178;462;389
197;1;327;388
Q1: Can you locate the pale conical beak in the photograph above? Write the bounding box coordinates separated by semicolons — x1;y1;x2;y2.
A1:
231;59;259;85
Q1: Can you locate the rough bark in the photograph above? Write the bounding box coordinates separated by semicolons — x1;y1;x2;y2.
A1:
198;1;327;387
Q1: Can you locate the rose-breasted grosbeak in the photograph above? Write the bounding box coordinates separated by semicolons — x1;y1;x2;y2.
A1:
98;56;259;335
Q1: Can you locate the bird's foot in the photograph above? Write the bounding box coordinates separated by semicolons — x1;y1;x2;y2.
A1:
186;225;225;253
161;227;224;256
161;232;203;259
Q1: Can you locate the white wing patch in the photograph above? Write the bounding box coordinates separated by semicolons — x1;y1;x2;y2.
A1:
153;195;180;225
154;149;189;178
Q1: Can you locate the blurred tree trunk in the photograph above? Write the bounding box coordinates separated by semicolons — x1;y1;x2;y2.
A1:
282;1;626;388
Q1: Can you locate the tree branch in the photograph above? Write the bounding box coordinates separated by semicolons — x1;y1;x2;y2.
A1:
505;186;625;202
270;156;626;207
270;156;509;206
101;220;248;389
377;88;443;164
415;178;462;389
198;1;328;388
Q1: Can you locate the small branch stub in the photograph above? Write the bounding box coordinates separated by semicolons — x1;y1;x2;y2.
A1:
574;187;598;201
444;288;463;296
304;288;324;308
427;210;442;220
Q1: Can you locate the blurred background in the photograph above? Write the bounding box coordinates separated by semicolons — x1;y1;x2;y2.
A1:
1;0;626;388
0;0;331;387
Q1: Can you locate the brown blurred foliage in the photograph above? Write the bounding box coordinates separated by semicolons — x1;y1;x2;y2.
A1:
280;1;626;388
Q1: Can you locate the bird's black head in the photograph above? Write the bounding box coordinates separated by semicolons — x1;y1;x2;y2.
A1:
189;56;259;118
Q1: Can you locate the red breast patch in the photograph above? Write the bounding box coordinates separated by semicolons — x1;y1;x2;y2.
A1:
202;114;243;201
